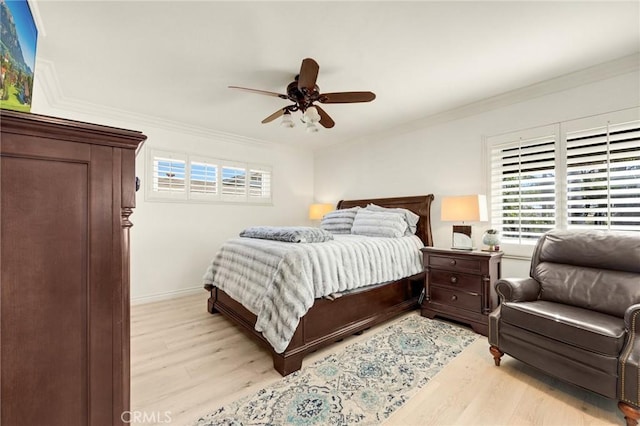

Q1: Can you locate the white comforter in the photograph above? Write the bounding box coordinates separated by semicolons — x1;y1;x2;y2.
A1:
202;234;423;353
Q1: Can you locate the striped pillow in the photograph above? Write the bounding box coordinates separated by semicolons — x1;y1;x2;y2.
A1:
366;203;419;236
351;209;408;238
320;207;360;234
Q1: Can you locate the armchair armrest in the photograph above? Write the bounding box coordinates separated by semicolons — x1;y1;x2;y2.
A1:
624;304;640;332
495;277;540;303
619;304;640;408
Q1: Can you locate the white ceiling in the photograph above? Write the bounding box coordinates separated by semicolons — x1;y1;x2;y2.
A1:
33;1;640;148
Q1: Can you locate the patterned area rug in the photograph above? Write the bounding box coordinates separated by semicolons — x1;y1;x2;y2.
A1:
193;314;478;426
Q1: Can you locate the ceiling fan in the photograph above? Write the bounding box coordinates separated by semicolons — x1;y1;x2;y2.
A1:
229;58;376;132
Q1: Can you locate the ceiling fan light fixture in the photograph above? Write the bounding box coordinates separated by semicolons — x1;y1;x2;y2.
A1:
280;111;295;128
302;106;321;124
306;122;319;133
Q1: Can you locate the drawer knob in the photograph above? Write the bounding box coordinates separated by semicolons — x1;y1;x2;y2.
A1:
451;295;458;301
450;259;457;266
450;276;458;284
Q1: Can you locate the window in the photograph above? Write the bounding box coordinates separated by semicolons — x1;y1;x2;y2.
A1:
489;127;557;245
249;167;272;202
486;108;639;254
190;158;218;198
151;150;187;200
147;149;272;204
565;119;640;231
221;165;247;198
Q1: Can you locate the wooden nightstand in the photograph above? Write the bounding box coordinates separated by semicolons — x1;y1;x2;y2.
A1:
420;247;503;336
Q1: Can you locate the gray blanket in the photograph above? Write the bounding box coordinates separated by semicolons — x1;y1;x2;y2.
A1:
203;234;423;353
239;226;333;243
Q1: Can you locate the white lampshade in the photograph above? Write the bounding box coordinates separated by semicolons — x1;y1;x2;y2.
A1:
441;195;488;222
306;122;319;133
303;106;321;123
280;111;295;128
309;203;334;220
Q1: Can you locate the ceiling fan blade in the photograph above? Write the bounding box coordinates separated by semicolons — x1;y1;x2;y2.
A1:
319;91;376;104
261;108;286;124
297;58;319;91
314;105;335;128
229;86;288;99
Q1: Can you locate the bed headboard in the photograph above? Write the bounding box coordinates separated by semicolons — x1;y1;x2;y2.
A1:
336;194;434;246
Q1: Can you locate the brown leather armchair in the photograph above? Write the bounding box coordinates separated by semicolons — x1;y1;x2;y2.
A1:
488;230;640;425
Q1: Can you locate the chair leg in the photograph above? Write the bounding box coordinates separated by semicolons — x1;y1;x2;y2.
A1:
619;401;640;426
489;345;504;366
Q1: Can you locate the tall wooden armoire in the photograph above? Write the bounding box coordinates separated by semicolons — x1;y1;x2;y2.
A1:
0;110;146;425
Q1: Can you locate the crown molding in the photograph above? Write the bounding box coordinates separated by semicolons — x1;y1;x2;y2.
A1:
33;58;309;153
317;53;640;154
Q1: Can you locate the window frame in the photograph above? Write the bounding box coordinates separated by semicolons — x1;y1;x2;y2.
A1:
247;164;273;203
219;160;248;202
189;155;219;201
147;149;188;201
562;112;640;232
487;124;559;252
145;149;272;205
485;107;639;257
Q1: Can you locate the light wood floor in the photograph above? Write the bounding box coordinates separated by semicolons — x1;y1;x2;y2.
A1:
131;292;622;425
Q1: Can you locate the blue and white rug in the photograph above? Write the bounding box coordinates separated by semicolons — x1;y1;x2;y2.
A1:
194;314;478;426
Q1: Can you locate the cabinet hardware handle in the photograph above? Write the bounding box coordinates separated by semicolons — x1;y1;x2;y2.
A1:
451;295;458;301
450;260;456;266
450;276;458;284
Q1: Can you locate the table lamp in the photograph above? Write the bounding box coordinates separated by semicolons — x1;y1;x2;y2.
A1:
309;203;334;222
441;195;488;250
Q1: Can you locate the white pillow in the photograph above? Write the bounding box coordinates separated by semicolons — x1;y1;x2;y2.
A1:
351;209;408;238
320;206;360;234
366;203;419;235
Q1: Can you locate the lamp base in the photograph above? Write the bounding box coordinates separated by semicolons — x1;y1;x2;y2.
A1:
452;225;473;250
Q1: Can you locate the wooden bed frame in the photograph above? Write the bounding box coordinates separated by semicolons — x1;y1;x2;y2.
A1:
205;194;434;375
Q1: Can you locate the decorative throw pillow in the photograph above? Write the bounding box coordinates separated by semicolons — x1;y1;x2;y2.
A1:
320;206;361;234
366;203;419;236
351;209;408;238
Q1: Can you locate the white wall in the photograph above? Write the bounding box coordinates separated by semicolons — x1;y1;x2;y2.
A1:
30;58;639;299
314;68;640;277
30;89;315;303
131;131;314;302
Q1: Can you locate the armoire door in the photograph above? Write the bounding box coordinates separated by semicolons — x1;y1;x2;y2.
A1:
1;111;145;426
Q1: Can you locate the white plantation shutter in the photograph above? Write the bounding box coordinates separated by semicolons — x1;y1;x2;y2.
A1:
146;150;272;204
486;108;639;255
248;166;272;202
565;117;640;231
149;150;187;200
221;165;247;199
190;159;218;198
489;130;557;245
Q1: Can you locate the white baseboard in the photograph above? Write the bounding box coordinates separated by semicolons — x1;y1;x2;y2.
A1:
131;285;204;306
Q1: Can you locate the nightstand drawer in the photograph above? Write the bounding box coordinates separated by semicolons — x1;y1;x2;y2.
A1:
430;286;480;312
429;255;482;272
430;270;481;293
